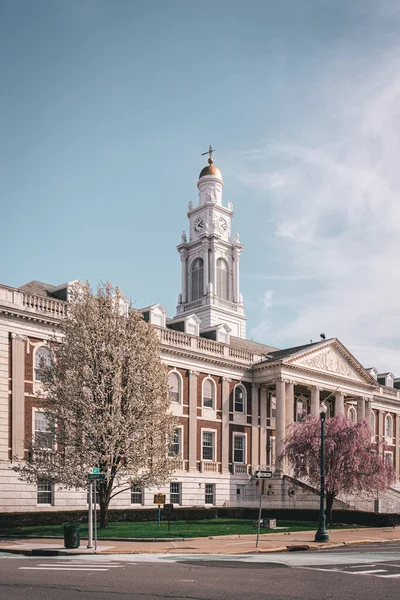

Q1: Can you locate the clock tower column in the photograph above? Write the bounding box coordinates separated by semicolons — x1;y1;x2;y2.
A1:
176;153;247;339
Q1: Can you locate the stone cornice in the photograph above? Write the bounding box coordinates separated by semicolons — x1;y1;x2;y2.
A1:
0;306;62;327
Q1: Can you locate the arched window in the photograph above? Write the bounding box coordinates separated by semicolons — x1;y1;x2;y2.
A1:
216;258;229;300
385;414;393;438
371;411;376;435
168;371;181;403
190;258;204;301
296;397;307;422
348;406;357;423
234;385;246;413
35;346;51;382
203;378;215;409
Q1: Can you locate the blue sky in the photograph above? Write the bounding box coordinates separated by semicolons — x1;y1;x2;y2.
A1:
2;0;400;373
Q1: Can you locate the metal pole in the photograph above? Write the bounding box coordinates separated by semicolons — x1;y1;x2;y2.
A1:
94;482;97;552
87;481;93;549
256;480;264;548
315;413;329;542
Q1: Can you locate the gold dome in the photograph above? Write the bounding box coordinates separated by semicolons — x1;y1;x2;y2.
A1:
199;157;223;179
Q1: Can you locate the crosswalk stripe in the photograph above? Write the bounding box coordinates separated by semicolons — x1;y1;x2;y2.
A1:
378;574;400;579
36;563;123;568
19;567;110;571
347;569;387;575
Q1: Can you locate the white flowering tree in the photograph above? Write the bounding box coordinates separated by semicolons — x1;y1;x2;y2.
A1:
15;282;177;528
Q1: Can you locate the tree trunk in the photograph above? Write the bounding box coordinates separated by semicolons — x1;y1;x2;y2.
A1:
99;481;112;529
326;492;335;525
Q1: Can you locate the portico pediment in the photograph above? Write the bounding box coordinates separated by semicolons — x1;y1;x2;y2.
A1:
285;341;377;386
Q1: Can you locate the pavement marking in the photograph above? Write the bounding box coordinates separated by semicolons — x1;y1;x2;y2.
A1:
379;574;400;579
347;569;388;575
19;567;111;571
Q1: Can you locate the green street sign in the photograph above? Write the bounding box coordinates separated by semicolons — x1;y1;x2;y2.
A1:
89;467;101;474
88;473;105;481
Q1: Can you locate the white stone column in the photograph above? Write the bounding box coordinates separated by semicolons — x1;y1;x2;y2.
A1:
310;386;320;417
11;334;26;459
181;253;187;303
203;248;209;295
221;377;231;474
259;386;267;467
365;398;372;427
188;370;199;472
235;257;240;303
335;391;345;416
378;410;384;441
396;415;400;482
357;397;366;422
275;379;286;474
285;381;294;432
251;384;259;471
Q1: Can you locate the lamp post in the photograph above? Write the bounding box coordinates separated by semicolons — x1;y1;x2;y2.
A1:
315;400;329;542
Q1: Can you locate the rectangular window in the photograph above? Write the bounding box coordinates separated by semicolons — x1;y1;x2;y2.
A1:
202;431;215;461
131;486;143;504
169;428;181;457
34;412;52;449
205;483;215;505
37;480;53;505
170;482;181;504
385;451;393;465
233;435;245;463
271;394;276;418
234;387;245;413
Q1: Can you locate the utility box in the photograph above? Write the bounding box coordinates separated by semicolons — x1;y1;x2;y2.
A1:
63;522;80;549
263;518;277;529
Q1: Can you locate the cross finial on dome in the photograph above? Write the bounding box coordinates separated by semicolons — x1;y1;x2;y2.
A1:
202;144;215;165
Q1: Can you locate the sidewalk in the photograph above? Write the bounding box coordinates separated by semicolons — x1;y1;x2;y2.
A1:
1;526;400;556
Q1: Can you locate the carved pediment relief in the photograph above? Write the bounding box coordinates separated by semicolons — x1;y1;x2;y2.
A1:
291;347;365;382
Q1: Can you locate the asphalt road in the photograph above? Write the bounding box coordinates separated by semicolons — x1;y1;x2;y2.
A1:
1;544;400;600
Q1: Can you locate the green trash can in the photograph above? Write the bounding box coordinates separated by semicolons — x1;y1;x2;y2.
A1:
63;522;80;549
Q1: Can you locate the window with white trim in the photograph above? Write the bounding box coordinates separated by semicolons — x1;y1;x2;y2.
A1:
37;480;53;505
233;434;245;463
205;483;215;505
216;258;229;300
296;398;307;422
270;394;276;418
234;385;246;413
34;411;52;449
348;406;357;423
168;371;181;403
385;451;393;465
170;482;181;504
202;378;215;409
190;258;204;301
131;485;143;504
35;346;51;382
169;427;182;457
202;431;215;461
385;415;393;438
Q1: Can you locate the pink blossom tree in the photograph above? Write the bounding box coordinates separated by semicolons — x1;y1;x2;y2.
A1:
283;415;395;523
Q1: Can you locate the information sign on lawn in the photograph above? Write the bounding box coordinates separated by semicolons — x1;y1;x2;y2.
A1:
153;493;166;505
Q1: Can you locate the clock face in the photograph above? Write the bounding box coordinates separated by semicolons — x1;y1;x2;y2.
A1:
217;217;228;233
194;217;204;234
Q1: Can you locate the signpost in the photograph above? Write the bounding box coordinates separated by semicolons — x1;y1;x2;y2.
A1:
254;470;272;547
87;469;104;550
154;494;166;527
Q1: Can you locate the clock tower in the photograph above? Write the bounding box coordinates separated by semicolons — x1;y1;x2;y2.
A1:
175;151;246;338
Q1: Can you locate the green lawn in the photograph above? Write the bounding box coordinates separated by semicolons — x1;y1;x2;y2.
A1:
2;519;353;539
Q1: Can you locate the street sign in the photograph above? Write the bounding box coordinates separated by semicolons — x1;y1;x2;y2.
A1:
153;493;166;505
254;470;273;479
88;473;105;481
89;467;101;474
